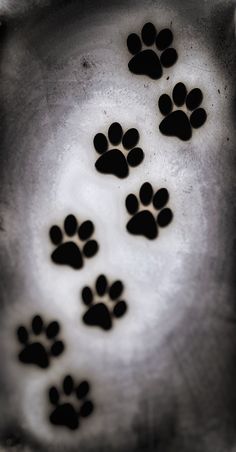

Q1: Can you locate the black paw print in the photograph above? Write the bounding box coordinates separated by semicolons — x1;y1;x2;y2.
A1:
159;82;207;141
126;182;173;239
16;315;64;369
127;22;178;79
81;275;128;331
49;375;94;430
94;122;144;179
49;214;99;270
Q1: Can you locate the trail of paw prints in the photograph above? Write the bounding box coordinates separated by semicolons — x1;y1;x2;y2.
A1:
81;275;128;331
48;375;94;430
158;83;207;140
49;214;99;269
16;315;65;369
94;122;144;179
127;22;178;79
126;182;173;239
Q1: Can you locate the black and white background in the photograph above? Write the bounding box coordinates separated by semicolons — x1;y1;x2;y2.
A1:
0;0;235;450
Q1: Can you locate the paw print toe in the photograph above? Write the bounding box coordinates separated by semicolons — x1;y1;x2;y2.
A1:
157;207;173;227
78;220;94;241
109;280;123;300
83;239;98;258
159;83;207;140
186;88;203;110
126;194;139;215
82;286;93;305
172;82;187;106
64;214;78;236
113;300;127;318
141;22;157;46
122;128;139;149
32;315;44;335
156;28;173;50
50;340;64;357
153;188;169;209
126;182;173;239
76;381;90;399
49;225;63;246
160;47;177;68
108;122;123;145
93;133;108;154
94;123;144;178
127;33;142;55
63;375;74;395
96;274;108;296
190;108;207;129
158;94;173;115
17;326;29;344
49;386;60;405
139;182;153;205
46;321;60;339
80;400;94;417
127;147;144;167
81;275;128;331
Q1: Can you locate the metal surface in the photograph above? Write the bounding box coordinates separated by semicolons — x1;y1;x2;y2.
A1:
0;0;235;450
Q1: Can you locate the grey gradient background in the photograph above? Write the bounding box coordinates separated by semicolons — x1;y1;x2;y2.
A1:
0;0;236;450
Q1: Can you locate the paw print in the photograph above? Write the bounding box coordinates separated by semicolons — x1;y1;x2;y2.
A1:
81;275;128;331
126;182;173;239
127;22;178;79
16;315;65;369
94;122;144;179
158;82;207;141
49;214;99;269
48;375;94;430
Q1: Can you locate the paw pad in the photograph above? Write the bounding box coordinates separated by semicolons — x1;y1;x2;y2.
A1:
16;315;65;369
158;82;207;140
126;182;173;239
49;375;94;430
81;274;128;331
94;122;144;179
127;22;178;79
49;214;99;269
